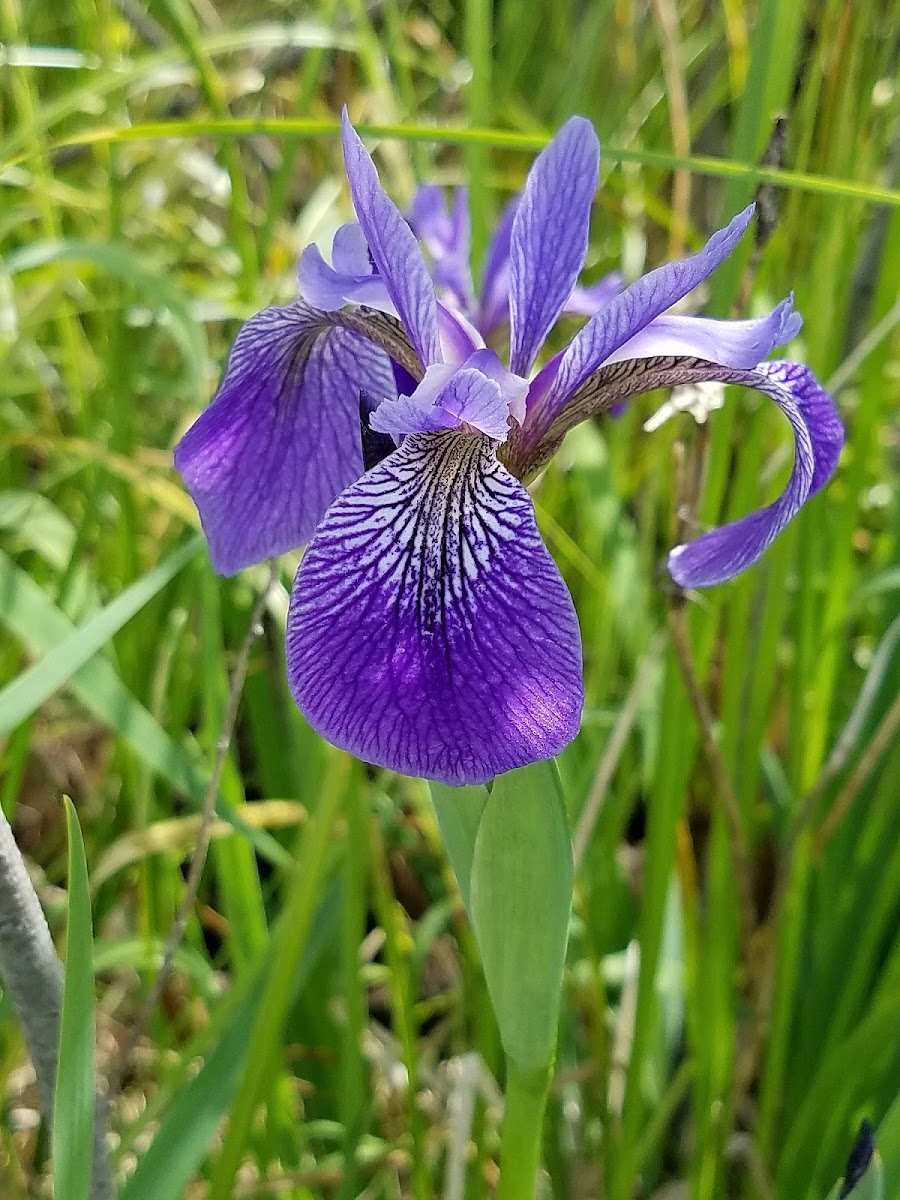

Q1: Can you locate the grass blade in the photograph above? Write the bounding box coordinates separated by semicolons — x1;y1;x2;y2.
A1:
53;798;99;1200
0;535;202;738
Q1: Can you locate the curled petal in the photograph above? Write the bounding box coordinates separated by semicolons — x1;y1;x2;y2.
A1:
174;302;395;575
668;361;844;587
409;185;475;311
509;116;600;375
605;294;801;367
287;431;584;784
341;111;442;367
540;206;755;418
298;241;392;313
331;222;372;274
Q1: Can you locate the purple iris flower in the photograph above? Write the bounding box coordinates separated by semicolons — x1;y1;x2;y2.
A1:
175;112;844;785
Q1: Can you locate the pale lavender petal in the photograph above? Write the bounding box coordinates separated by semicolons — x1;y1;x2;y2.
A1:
409;185;474;311
508;117;600;375
565;270;624;316
465;348;530;425
174;302;395;576
605;294;801;367
438;302;483;364
370;363;457;437
368;392;460;438
298;242;393;313
667;361;844;587
341;111;442;367
331;222;372;274
287;431;584;783
370;363;510;441
436;369;509;440
544;206;755;411
479;196;519;335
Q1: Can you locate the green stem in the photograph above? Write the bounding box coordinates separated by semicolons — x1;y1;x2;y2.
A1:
497;1061;552;1200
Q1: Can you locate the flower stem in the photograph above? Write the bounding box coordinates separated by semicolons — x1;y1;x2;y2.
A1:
497;1061;552;1200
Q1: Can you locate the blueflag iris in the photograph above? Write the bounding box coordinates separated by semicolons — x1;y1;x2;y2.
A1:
175;113;844;785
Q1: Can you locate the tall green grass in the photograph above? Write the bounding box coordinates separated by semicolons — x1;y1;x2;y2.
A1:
1;0;898;1197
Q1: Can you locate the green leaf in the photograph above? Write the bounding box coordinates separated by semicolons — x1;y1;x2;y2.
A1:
468;761;574;1072
0;491;76;571
48;118;900;208
208;754;349;1200
7;241;207;392
120;885;340;1200
429;781;489;913
0;549;288;868
53;798;96;1200
0;535;202;738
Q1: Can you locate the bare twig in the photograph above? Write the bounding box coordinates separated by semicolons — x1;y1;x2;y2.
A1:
813;689;900;855
573;634;664;870
743;617;900;1092
779;614;900;871
667;602;756;956
0;807;115;1199
108;562;277;1099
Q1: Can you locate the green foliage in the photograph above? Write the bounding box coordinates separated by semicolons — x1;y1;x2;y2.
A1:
53;799;96;1200
469;765;573;1074
0;0;897;1196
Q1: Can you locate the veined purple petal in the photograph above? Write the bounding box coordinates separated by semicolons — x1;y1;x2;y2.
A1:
543;206;755;412
409;185;475;312
298;241;393;313
667;361;844;587
370;353;521;441
478;196;519;335
174;302;395;575
605;294;801;367
287;431;584;783
341;111;442;367
368;390;461;437
565;271;624;317
508;117;600;375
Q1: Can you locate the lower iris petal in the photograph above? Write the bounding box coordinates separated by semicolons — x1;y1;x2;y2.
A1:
286;430;584;784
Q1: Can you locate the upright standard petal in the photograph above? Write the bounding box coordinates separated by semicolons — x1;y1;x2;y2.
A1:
540;206;755;417
174;302;396;576
287;430;584;784
508;117;600;375
409;185;475;312
478;195;519;335
341;111;442;368
667;361;844;587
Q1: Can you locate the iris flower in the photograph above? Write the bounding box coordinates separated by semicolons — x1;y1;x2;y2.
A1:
175;112;843;785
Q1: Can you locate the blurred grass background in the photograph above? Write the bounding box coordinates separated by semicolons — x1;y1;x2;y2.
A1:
1;0;899;1196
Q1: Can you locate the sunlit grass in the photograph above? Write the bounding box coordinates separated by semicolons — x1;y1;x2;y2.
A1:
0;0;898;1198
